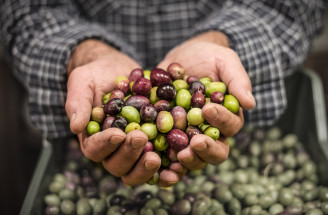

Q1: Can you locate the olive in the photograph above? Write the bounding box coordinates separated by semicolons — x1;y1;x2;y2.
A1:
76;198;92;215
171;106;187;131
149;86;160;104
129;68;144;82
205;81;226;97
278;188;294;206
166;129;189;152
189;81;205;95
111;116;128;131
156;111;174;133
44;194;61;207
186;75;199;84
140;123;158;140
158;189;175;205
103;92;111;104
91;106;105;124
109;89;125;100
87;121;100;135
199;77;212;86
154;100;171;112
60;199;75;215
269;203;284;215
166;147;178;162
321;201;328;214
140;104;158;123
213;187;232;204
103;98;124;115
173;79;189;92
143;69;151;80
187;108;204;126
58;188;76;200
132;77;152;96
185;125;202;140
228;198;242;215
125;122;141;133
167;62;185;80
45;206;60;215
142;141;154;155
156;83;177;100
147;172;159;185
153;133;168;151
175;89;191;110
124;95;150;111
305;208;324;215
223;94;239;114
121;106;140;123
102;116;115;130
191;92;205;108
203;127;220;141
170;199;191;215
150;68;172;86
210;91;225;104
115;76;130;95
145;198;162;210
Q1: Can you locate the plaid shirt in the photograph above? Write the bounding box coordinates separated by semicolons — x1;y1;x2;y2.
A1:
0;0;326;138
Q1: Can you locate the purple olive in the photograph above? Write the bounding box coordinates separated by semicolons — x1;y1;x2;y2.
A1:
103;98;124;116
142;141;154;155
185;125;202;140
150;68;172;86
124;95;150;110
156;83;177;100
129;68;144;82
191;92;205;108
111;116;128;131
210;91;225;104
171;106;187;131
140;104;158;123
154;100;171;112
109;90;125;100
102;116;115;130
189;81;205;95
132;77;152;96
186;76;199;85
167;129;189;152
114;77;130;95
167;63;185;80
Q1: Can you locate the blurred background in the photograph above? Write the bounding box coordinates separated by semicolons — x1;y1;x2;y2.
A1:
0;10;327;215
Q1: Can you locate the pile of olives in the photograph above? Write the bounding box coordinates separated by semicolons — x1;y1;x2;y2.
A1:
86;63;239;173
43;127;328;215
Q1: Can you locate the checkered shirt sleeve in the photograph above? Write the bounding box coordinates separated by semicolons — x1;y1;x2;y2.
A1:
0;0;325;138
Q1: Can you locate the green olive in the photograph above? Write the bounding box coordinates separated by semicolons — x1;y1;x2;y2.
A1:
103;92;111;104
187;108;205;126
156;111;174;133
223;94;240;114
141;123;158;140
125;122;141;134
121;106;140;123
44;194;61;206
173;79;189;92
87;121;100;135
150;87;160;104
143;70;151;80
175;89;191;110
60;199;75;215
205;81;226;97
203;127;220;141
199;77;212;86
153;133;168;151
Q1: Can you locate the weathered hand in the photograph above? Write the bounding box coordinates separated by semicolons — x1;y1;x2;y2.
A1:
157;31;256;170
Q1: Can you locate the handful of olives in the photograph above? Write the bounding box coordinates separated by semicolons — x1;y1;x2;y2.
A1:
86;63;240;181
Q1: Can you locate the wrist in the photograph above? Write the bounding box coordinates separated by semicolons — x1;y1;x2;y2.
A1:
67;39;118;76
191;31;229;48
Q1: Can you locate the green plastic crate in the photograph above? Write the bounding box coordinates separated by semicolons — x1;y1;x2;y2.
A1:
20;69;328;215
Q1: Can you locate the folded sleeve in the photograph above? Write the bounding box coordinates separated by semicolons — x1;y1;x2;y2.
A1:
194;0;326;127
0;0;139;138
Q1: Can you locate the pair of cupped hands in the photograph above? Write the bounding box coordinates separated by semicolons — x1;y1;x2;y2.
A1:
65;31;256;187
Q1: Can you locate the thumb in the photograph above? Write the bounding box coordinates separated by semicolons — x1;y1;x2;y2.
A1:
215;56;256;110
65;71;94;134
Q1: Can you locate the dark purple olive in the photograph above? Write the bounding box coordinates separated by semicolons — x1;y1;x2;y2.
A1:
185;125;202;140
142;141;154;155
140;104;158;122
189;81;205;95
111;116;128;131
166;147;178;162
120;202;140;214
191;92;205;108
135;191;154;205
210;91;225;104
167;63;185;80
171;106;187;131
109;90;125;100
103;98;124;116
132;77;152;96
186;76;199;84
150;68;172;86
102;116;115;130
110;194;126;206
129;68;144;82
167;129;189;152
114;77;130;95
154;100;171;112
156;83;177;100
124;95;150;110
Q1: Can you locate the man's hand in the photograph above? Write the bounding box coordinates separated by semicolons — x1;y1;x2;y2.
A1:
65;39;181;187
157;31;256;170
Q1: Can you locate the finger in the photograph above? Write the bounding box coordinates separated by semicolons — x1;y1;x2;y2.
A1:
157;169;180;187
177;146;207;170
169;162;188;176
102;130;148;177
121;152;161;186
202;103;244;137
65;68;94;134
214;53;256;110
78;128;126;162
189;134;229;165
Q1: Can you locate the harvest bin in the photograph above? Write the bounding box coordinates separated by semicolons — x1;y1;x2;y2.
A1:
20;69;328;215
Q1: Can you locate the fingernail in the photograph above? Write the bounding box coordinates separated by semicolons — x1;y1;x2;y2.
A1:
131;137;146;149
71;113;76;122
193;141;207;152
247;90;256;107
145;160;159;171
